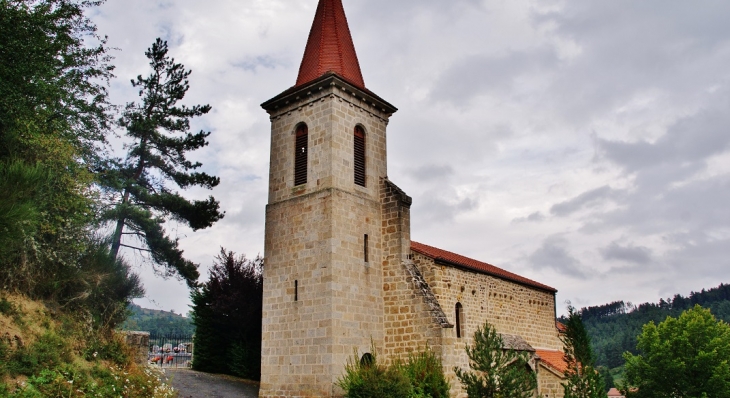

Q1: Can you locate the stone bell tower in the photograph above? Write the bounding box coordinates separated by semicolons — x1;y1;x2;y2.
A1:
259;0;398;396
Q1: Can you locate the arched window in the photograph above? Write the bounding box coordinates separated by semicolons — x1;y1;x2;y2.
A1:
455;302;464;339
360;353;374;368
294;124;308;186
354;126;366;187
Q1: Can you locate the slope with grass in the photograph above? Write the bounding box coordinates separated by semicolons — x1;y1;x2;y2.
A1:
0;294;175;397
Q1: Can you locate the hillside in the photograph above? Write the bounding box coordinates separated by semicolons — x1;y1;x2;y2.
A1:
0;294;175;396
574;283;730;369
120;304;195;335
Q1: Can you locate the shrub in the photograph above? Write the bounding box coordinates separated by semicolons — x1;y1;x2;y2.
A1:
338;349;413;398
9;332;72;376
402;348;450;398
338;346;450;398
0;296;14;315
83;332;133;366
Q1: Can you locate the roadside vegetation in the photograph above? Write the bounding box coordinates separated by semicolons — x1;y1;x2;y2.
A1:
1;0;220;395
0;294;175;397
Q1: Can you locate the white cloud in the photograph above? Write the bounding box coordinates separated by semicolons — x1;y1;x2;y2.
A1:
91;0;730;314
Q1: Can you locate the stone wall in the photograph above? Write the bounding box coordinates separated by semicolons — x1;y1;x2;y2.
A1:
121;331;149;365
380;179;448;362
411;252;563;397
260;77;393;398
537;364;565;398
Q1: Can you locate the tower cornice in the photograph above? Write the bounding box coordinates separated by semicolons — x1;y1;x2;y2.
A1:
261;72;397;117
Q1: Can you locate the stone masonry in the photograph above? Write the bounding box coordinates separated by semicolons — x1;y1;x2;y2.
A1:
259;2;566;396
260;73;397;398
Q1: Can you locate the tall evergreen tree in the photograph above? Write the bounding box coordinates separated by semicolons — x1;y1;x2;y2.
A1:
191;249;263;380
562;305;607;398
103;38;223;287
0;0;116;292
454;320;537;398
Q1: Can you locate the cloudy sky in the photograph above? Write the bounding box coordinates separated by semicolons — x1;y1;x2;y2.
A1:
90;0;730;315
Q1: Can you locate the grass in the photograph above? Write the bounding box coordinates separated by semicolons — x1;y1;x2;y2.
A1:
0;293;177;397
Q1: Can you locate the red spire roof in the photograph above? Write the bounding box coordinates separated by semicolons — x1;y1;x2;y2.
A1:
296;0;365;89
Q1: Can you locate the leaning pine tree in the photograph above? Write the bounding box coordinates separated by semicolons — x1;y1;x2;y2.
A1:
102;38;223;287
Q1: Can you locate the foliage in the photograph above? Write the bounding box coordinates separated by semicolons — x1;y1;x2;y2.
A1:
561;305;607;398
454;320;537;398
401;348;451;398
191;248;263;379
8;331;73;376
597;366;615;392
622;305;730;398
337;345;449;398
45;238;145;329
0;0;142;333
102;37;223;288
0;295;175;397
337;347;413;398
0;0;114;164
0;0;114;296
569;283;730;370
120;303;195;335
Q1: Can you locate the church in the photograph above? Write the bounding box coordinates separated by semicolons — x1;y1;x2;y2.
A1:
258;0;567;397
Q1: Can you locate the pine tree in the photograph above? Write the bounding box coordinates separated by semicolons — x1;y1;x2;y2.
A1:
562;305;607;398
454;321;537;398
191;249;263;379
103;38;223;287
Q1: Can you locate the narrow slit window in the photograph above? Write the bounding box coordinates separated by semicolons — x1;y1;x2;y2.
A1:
455;302;463;338
294;124;308;186
295;280;298;302
354;126;366;187
364;234;369;263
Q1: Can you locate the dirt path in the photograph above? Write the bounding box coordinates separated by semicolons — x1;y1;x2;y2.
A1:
164;369;259;398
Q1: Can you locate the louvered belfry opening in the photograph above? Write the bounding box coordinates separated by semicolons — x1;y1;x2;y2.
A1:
294;124;308;186
354;126;366;186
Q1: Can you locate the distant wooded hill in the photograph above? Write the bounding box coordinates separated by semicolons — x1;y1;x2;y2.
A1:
570;283;730;369
120;304;195;335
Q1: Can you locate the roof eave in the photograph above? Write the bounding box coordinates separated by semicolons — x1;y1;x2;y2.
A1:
261;72;397;115
430;257;558;294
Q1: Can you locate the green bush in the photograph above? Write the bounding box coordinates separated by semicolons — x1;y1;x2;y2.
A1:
83;333;133;366
338;346;449;398
402;349;450;398
0;296;14;315
9;332;72;376
338;350;413;398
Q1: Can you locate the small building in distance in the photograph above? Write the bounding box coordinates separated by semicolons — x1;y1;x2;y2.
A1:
258;0;566;397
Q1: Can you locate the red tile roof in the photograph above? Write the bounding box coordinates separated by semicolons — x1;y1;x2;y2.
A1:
296;0;365;90
556;321;567;333
535;349;568;374
410;241;557;293
608;388;625;397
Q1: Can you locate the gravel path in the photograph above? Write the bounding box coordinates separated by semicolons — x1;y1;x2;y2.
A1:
164;369;259;398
